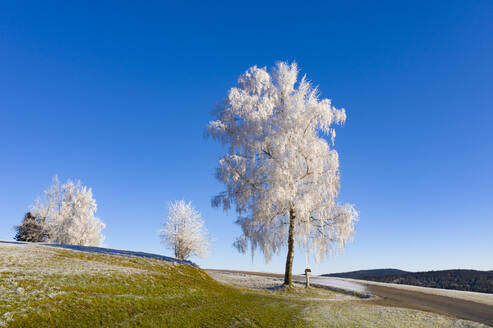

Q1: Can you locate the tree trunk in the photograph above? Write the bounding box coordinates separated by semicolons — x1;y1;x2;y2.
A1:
284;207;296;286
175;240;183;260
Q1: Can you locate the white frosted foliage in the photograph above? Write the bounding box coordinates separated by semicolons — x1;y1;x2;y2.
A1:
31;176;105;246
159;200;210;260
207;61;358;264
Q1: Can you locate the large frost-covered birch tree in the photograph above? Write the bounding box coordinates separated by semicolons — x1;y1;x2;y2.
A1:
159;200;210;260
31;176;105;246
207;62;358;286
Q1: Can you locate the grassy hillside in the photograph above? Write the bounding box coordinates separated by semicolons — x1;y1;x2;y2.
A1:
0;243;488;327
0;243;313;327
326;269;493;294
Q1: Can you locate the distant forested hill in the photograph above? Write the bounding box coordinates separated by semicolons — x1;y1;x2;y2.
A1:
323;269;493;294
323;269;409;279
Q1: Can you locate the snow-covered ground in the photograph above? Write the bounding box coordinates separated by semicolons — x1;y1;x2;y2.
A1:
311;276;368;294
206;270;359;301
206;270;370;296
206;270;306;290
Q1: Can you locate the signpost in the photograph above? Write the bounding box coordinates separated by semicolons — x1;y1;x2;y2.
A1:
305;268;311;288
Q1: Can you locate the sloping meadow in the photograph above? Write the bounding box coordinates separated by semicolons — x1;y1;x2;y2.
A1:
0;243;310;327
0;243;488;327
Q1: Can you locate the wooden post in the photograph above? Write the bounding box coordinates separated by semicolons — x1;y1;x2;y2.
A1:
305;268;311;288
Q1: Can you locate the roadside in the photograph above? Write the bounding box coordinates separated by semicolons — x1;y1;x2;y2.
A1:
208;269;493;327
365;283;493;327
344;277;493;306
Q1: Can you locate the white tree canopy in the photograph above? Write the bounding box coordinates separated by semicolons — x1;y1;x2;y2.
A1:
159;200;210;260
31;176;105;246
207;62;358;267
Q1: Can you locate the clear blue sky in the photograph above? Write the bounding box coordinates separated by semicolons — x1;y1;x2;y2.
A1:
1;1;491;274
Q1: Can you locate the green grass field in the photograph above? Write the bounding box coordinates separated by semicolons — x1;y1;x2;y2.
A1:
0;243;487;327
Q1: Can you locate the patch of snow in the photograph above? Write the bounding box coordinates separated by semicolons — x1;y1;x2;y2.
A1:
207;270;300;290
311;276;368;294
206;270;356;301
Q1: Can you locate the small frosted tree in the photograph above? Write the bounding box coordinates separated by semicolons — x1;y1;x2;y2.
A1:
31;176;105;246
207;62;358;286
160;200;210;260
